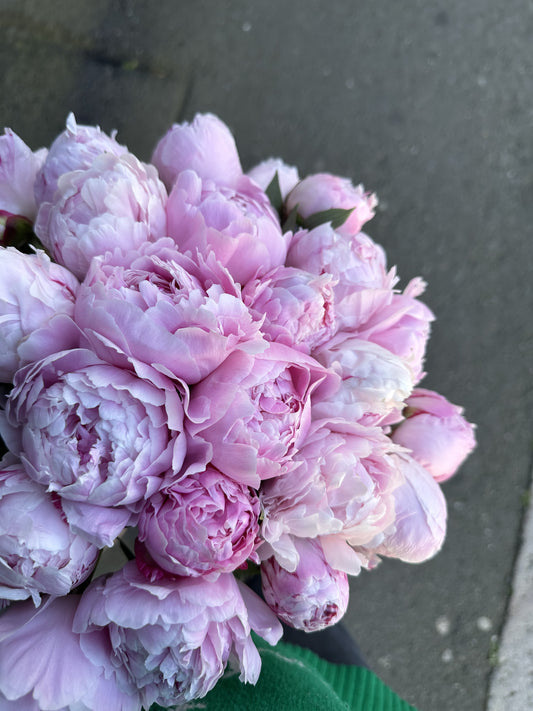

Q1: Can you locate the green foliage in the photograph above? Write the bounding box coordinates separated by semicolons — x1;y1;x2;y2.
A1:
280;204;355;235
0;214;44;253
300;206;355;231
265;171;283;215
233;560;260;581
281;205;301;233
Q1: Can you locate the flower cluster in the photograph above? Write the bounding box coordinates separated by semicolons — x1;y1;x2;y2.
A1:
0;113;476;710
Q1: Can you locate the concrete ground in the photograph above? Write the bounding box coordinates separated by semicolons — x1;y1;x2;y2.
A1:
1;1;532;709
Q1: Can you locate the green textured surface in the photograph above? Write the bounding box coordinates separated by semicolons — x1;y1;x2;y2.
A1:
179;638;417;711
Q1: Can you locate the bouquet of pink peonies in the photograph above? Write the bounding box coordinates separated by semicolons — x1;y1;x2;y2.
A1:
0;113;476;710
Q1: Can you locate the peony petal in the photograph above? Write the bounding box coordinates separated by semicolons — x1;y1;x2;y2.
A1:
237;581;283;646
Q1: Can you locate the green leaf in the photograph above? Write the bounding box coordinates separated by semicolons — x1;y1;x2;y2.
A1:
233;561;261;581
0;214;44;253
301;206;355;231
281;205;302;233
265;171;283;215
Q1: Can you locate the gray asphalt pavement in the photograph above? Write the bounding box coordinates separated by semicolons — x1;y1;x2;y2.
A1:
1;2;532;710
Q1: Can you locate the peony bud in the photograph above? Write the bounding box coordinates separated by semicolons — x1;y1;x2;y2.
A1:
392;388;476;482
261;537;349;631
151;113;243;190
375;452;447;563
34;112;127;207
247;157;300;200
0;128;46;220
285;173;377;237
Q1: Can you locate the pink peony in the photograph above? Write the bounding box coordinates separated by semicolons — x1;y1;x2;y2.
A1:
151;112;243;190
0;348;186;547
391;388;476;482
0;595;140;711
247;157;300;200
185;343;339;488
0;247;80;383
354;277;434;383
313;335;414;426
287;224;397;335
0;128;47;221
242;265;336;353
0;454;99;606
73;561;282;708
137;465;260;578
374;452;447;563
34;151;167;280
34;113;127;207
260;419;403;574
75;238;264;385
261;537;349;631
285;173;377;237
166;169;288;286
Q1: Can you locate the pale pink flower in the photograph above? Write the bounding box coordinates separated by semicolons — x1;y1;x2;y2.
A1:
354;277;435;383
0;595;140;711
242;265;336;353
166;170;288;286
34;151;167;280
374;452;447;563
285;173;377;237
261;537;349;631
0;128;46;220
391;388;476;482
151;112;243;190
313;336;414;426
185;343;338;488
75;238;265;385
287;224;397;334
0;247;79;383
260;419;403;574
247;158;300;200
1;348;186;547
34;113;127;207
0;454;99;606
73;561;282;708
138;465;260;578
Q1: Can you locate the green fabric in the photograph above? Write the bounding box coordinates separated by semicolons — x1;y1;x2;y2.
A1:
176;637;418;711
